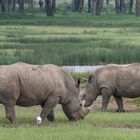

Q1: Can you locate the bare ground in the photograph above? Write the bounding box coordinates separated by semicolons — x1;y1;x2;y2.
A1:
93;96;140;112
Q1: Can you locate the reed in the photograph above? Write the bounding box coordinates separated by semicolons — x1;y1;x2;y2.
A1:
0;26;140;65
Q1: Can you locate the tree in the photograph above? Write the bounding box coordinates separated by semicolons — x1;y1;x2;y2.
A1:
0;0;6;12
91;0;103;16
0;0;13;13
120;0;126;13
8;0;12;12
136;0;140;16
12;0;16;12
73;0;84;13
115;0;126;14
88;0;91;13
29;0;33;13
79;0;84;13
18;0;24;14
45;0;55;16
39;0;44;9
115;0;120;14
106;0;109;13
129;0;134;14
73;0;79;11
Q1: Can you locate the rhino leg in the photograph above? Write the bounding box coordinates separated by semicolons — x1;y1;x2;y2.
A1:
38;96;59;124
101;88;112;112
4;104;16;124
114;95;125;112
47;110;54;122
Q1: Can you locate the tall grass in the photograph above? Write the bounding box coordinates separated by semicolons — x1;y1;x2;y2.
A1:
0;26;140;65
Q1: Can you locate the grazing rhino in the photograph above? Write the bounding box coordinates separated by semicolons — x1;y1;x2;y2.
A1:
0;62;90;124
84;63;140;112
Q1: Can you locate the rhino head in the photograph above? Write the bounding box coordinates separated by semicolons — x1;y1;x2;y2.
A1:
83;75;100;107
62;79;90;121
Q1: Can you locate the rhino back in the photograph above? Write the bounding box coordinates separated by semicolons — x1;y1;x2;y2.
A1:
97;63;140;98
0;65;20;105
0;62;76;106
16;63;75;106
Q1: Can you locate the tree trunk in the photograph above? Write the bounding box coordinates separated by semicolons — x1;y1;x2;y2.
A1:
115;0;126;14
29;0;33;13
136;0;140;16
106;0;109;13
115;0;120;14
45;0;55;16
91;0;96;16
120;0;126;13
0;1;1;12
0;0;7;12
129;0;133;14
91;0;103;16
0;0;4;12
88;0;91;13
96;0;103;15
74;0;79;11
39;0;44;9
78;0;84;13
52;0;55;13
18;0;24;14
12;0;16;12
8;0;12;12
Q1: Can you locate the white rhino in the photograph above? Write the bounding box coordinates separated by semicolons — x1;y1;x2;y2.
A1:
0;62;90;124
84;63;140;112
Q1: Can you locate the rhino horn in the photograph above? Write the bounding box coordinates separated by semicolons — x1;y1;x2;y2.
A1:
80;107;91;118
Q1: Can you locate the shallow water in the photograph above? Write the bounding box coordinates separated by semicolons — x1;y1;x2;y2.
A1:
63;65;103;73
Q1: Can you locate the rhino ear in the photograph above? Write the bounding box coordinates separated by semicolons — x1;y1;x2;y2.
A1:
88;75;93;83
75;78;80;88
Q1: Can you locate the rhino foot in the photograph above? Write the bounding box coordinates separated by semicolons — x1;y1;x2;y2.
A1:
116;108;125;112
47;115;55;122
47;110;55;122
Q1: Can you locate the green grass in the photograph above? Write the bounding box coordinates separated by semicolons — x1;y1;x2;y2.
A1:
129;97;140;105
72;72;91;84
0;25;140;65
0;106;140;140
0;13;140;27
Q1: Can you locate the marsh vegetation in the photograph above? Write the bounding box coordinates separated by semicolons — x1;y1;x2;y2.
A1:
0;20;140;65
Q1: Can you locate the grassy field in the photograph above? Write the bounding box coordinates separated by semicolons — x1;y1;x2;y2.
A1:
0;16;140;65
0;12;140;139
0;105;140;140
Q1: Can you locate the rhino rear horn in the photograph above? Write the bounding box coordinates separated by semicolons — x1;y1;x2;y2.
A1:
75;78;80;88
88;75;94;83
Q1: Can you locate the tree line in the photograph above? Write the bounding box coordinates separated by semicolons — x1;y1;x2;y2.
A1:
0;0;140;16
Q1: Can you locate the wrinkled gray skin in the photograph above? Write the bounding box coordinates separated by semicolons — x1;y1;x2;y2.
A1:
0;62;89;123
84;63;140;112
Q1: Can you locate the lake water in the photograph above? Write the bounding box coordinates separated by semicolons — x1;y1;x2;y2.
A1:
63;65;103;73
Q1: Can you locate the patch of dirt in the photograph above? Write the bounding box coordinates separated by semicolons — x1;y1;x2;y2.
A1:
80;88;140;112
92;96;140;112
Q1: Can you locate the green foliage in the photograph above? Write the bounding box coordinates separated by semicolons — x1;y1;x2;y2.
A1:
0;25;140;65
72;72;91;84
129;97;140;105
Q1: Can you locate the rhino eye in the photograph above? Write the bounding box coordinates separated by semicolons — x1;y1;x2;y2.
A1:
83;95;86;98
80;103;82;107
